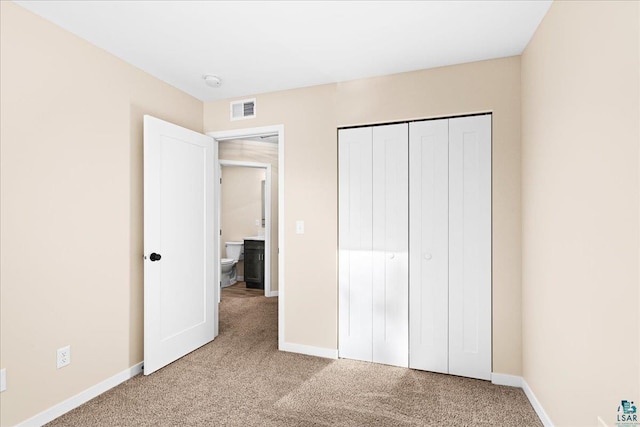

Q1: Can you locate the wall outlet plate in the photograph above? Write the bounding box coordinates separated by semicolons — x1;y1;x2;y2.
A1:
296;220;304;234
0;368;6;392
57;345;71;369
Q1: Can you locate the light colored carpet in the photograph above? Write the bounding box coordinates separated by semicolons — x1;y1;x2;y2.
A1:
46;293;542;426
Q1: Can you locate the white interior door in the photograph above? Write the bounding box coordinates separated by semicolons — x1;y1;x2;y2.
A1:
448;115;492;380
372;123;408;368
338;127;373;362
409;119;449;373
143;115;218;375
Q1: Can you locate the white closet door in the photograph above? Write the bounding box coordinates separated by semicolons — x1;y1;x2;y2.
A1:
372;123;409;367
448;115;492;380
409;119;449;373
338;127;374;362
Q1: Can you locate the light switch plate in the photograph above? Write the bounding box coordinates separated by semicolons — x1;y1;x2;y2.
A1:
296;220;304;234
0;368;6;392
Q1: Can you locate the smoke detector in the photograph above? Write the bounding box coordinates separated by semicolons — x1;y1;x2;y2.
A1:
203;74;221;88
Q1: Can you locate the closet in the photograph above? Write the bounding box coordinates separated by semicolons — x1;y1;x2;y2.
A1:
338;114;491;381
338;123;409;367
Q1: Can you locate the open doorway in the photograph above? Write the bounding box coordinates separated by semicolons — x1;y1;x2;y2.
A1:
143;117;285;375
218;158;273;297
209;125;284;349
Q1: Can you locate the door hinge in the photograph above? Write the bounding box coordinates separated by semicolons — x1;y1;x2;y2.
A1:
220;230;222;236
220;178;222;184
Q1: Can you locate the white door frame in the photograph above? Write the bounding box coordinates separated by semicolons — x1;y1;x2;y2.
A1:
218;159;272;297
207;125;285;351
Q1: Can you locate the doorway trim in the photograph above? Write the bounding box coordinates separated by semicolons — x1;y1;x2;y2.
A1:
218;159;273;297
207;125;284;351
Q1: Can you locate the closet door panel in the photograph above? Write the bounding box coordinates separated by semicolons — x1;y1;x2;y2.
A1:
338;127;374;362
408;120;449;373
372;123;409;368
448;115;492;380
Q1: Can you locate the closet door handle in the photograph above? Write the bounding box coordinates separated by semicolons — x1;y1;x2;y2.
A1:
388;253;395;260
424;253;432;260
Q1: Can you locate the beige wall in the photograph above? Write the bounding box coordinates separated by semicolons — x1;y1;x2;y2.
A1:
8;2;610;425
203;57;523;375
521;1;640;426
206;84;340;349
0;3;203;426
219;140;279;290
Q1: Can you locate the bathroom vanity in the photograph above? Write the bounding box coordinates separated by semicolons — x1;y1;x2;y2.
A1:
243;237;265;289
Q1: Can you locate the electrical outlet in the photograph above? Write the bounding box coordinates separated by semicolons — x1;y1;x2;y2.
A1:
296;220;304;234
57;345;71;369
0;368;6;392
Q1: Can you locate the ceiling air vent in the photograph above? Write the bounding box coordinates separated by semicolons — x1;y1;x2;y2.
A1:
230;98;256;121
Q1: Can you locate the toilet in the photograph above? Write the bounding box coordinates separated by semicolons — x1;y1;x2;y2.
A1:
221;241;244;287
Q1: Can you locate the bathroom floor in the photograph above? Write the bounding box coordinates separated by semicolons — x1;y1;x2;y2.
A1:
222;281;263;298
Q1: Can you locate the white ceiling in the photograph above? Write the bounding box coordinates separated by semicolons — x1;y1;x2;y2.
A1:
14;1;552;102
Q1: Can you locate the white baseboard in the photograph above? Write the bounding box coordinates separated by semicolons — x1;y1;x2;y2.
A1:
522;378;554;427
17;362;143;427
12;361;554;427
279;342;338;359
491;372;523;387
491;373;553;427
268;290;279;297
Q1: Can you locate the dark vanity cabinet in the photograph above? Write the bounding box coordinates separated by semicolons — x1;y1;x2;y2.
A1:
244;239;265;289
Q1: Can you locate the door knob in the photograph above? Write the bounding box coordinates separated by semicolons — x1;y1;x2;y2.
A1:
424;253;432;260
388;253;395;260
150;253;162;262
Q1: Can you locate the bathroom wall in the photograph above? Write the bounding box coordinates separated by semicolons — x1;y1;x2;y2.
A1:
219;139;279;290
220;165;266;279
